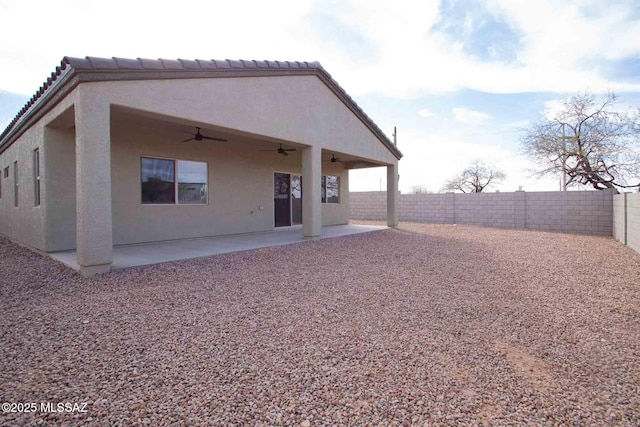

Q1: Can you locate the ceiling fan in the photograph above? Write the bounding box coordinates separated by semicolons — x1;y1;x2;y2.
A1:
329;154;342;163
260;143;297;156
182;127;227;143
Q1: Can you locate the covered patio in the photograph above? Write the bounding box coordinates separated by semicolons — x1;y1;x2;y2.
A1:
50;223;386;270
0;56;402;276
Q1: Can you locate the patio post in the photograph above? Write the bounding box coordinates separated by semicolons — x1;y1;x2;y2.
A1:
387;163;399;227
75;87;113;276
302;145;322;237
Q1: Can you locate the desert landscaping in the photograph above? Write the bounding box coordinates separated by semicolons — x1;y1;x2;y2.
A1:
1;222;639;426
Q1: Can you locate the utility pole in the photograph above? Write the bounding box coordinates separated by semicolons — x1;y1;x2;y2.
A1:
558;123;575;191
561;124;567;191
393;126;397;146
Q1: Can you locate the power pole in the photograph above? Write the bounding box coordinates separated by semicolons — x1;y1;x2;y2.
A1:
558;123;575;191
392;126;397;146
561;123;567;191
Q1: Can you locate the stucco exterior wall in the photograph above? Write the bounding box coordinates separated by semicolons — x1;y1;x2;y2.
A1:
0;124;46;250
88;76;398;167
351;190;615;236
43;127;76;251
41;116;350;249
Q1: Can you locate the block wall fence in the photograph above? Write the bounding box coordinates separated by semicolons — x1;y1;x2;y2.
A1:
613;193;640;254
351;189;640;254
350;190;616;236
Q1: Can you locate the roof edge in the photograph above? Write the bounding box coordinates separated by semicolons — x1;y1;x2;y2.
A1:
0;56;402;159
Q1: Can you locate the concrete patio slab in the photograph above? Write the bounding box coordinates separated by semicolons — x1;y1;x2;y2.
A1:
50;224;387;271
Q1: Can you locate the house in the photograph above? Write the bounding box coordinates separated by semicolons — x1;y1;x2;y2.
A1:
0;56;402;276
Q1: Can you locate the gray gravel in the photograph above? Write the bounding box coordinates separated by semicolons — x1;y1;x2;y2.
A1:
1;222;639;426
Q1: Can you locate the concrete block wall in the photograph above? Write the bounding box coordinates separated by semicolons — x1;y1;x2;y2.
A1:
629;194;640;253
400;193;454;223
614;193;640;254
350;191;387;220
453;192;517;228
525;190;613;235
350;190;616;236
613;194;627;244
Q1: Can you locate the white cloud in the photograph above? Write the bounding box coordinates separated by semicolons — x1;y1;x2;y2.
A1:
332;0;640;97
452;108;492;126
2;0;640;97
418;108;434;118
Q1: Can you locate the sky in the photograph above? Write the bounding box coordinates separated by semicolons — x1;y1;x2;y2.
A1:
1;0;640;193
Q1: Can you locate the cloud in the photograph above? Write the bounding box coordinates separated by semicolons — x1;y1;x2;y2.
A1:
331;0;640;97
2;0;640;97
452;107;492;126
418;108;434;118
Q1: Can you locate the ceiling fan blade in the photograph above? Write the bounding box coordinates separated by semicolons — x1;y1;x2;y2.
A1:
182;137;195;143
281;150;289;156
284;148;296;151
202;136;227;142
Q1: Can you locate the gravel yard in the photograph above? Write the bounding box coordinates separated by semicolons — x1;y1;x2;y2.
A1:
1;222;639;426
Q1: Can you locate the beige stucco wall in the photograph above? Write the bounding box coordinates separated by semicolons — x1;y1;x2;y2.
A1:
41;114;351;249
90;76;398;166
108;119;348;245
0;123;46;250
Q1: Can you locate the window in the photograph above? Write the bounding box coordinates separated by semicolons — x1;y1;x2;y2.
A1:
2;167;9;200
321;175;340;204
33;148;40;206
13;161;18;207
141;157;207;205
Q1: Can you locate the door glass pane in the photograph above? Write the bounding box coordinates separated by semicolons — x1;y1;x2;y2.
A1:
326;176;339;203
177;160;207;204
291;175;302;225
274;173;291;227
141;157;175;204
274;173;290;199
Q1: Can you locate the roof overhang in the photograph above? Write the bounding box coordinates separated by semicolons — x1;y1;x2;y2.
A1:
0;57;402;160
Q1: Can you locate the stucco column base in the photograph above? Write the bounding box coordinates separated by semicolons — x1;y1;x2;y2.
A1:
302;145;322;237
387;163;399;227
80;263;111;277
75;88;113;272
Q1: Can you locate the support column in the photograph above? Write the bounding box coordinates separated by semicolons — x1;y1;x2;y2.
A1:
75;88;113;276
387;163;399;227
302;145;322;237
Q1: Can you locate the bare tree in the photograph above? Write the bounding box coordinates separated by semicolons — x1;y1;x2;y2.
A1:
409;185;432;194
522;92;640;191
443;161;506;193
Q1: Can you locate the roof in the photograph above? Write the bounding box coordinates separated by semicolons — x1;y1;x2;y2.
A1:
0;56;402;159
